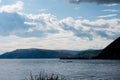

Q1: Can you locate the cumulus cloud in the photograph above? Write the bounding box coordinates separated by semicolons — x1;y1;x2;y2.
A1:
0;1;23;13
23;13;61;37
0;12;61;37
60;17;120;40
0;11;119;40
69;0;120;4
98;14;118;18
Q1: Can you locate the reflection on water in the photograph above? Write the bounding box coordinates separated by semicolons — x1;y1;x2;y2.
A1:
0;59;120;80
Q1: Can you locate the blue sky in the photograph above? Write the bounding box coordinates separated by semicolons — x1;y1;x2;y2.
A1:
0;0;120;53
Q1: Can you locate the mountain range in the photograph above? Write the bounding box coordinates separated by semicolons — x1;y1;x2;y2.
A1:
0;48;101;59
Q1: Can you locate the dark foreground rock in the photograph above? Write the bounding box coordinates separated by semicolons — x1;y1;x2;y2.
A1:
95;37;120;59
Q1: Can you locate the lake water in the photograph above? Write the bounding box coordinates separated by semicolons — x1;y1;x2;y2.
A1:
0;59;120;80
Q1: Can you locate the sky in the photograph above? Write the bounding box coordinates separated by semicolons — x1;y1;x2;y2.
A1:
0;0;120;54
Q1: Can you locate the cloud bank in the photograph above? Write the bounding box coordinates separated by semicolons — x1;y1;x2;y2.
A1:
0;1;23;13
0;11;120;40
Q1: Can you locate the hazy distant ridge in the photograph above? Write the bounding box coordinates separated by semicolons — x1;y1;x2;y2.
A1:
0;49;101;59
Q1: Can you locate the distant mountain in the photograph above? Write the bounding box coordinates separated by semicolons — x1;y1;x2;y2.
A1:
76;49;102;59
95;37;120;59
0;48;101;59
61;49;102;59
0;49;76;59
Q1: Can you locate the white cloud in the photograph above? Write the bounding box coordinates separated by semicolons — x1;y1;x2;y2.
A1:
103;3;119;6
98;14;117;18
103;9;119;12
60;17;120;39
24;13;62;33
0;1;23;13
1;11;119;39
0;12;62;37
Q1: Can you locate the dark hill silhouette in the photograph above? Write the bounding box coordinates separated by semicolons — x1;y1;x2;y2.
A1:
95;37;120;59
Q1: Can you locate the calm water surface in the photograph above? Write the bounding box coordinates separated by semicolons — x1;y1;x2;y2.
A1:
0;59;120;80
